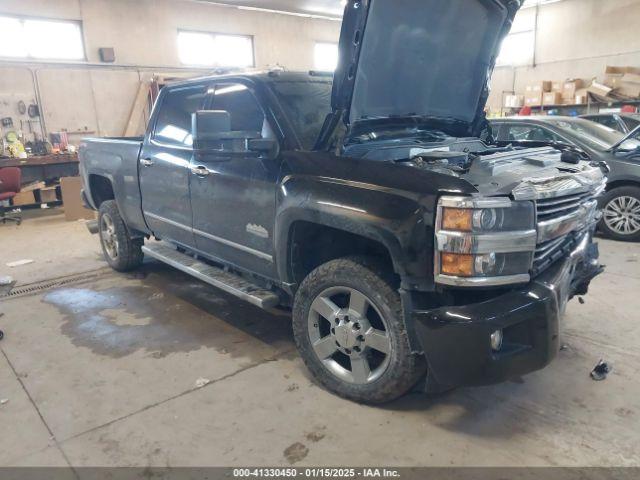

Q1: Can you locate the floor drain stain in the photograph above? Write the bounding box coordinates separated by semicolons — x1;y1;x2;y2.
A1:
0;269;111;300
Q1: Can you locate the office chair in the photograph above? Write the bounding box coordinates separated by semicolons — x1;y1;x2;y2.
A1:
0;167;22;225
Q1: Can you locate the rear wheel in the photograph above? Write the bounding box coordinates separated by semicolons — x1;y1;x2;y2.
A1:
293;257;426;404
98;200;144;271
599;186;640;242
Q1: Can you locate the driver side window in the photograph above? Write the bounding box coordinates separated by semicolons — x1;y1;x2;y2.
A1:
154;84;208;147
210;83;267;134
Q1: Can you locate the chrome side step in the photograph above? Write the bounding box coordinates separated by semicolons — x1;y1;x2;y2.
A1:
141;242;280;309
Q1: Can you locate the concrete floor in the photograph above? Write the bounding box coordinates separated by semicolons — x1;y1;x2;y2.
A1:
1;209;639;467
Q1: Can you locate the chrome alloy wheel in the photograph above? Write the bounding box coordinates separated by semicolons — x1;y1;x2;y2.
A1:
307;286;392;384
100;213;119;260
604;196;640;236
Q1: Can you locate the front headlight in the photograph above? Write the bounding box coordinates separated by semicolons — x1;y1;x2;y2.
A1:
435;196;537;287
440;198;535;233
440;252;534;278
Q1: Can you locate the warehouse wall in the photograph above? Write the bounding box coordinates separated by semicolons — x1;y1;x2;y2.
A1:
3;0;640;140
0;0;340;141
488;0;640;112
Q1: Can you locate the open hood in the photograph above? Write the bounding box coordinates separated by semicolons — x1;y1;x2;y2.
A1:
331;0;522;138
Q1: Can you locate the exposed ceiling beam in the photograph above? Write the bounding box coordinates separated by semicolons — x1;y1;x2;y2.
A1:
192;0;345;19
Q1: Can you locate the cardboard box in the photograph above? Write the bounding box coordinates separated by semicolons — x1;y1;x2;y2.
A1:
610;73;640;98
525;81;552;94
622;73;640;84
604;67;640;92
574;88;590;105
543;92;563;106
12;190;36;206
604;74;623;89
605;66;640;75
524;93;543;107
504;94;524;108
60;176;96;222
562;79;584;101
551;81;563;92
587;81;613;99
616;82;640;99
38;186;58;204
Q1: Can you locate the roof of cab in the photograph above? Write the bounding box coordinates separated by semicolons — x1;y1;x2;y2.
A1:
165;70;333;89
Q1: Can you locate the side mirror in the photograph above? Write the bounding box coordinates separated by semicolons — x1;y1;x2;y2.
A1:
192;110;231;148
616;141;640;154
193;110;280;160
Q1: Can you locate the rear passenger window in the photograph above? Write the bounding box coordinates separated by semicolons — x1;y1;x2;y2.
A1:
154;85;207;147
211;83;265;133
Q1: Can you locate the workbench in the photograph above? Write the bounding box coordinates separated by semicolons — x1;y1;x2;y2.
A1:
0;153;79;185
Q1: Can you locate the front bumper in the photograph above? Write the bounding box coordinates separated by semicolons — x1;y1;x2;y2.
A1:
412;230;603;389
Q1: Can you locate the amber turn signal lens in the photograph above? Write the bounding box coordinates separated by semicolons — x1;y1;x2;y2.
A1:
442;208;473;231
441;253;474;277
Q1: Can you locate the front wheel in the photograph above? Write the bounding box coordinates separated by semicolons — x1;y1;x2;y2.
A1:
599;186;640;242
98;200;144;271
292;257;426;404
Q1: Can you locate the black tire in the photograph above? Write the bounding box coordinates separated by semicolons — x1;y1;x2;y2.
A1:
293;256;426;404
599;186;640;242
98;200;144;271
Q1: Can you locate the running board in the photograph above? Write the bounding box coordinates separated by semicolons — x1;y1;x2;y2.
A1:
141;243;280;309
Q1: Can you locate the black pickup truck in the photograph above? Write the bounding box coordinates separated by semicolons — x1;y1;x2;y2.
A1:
80;0;606;403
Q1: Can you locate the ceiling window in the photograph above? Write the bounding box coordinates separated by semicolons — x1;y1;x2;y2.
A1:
497;31;535;66
496;9;535;66
314;42;338;71
177;31;254;68
0;15;84;60
522;0;563;7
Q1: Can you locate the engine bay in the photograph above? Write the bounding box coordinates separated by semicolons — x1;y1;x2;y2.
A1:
343;133;604;197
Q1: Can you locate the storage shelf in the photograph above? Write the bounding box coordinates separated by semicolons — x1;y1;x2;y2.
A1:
504;99;640;109
500;95;640;116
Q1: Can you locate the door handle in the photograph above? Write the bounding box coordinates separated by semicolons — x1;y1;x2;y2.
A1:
191;166;210;177
141;158;154;167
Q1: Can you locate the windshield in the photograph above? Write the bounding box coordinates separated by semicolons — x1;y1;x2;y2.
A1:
270;80;332;150
547;118;626;151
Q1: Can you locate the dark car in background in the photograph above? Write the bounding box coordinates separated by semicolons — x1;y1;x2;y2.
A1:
491;116;640;241
581;113;640;134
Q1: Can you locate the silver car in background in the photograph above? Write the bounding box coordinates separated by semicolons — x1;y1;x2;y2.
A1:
491;116;640;241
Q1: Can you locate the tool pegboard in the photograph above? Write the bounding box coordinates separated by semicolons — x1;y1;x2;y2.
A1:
0;93;42;144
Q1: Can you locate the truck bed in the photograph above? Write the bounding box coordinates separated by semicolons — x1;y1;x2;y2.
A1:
79;137;147;233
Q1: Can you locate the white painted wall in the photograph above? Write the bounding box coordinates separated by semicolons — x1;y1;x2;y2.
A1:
488;0;640;111
0;0;341;141
2;0;639;140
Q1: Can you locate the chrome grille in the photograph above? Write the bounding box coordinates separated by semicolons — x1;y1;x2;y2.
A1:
536;191;594;222
533;190;598;275
532;236;575;276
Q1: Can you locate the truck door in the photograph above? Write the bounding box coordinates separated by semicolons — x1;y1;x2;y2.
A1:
139;83;208;248
189;82;279;279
